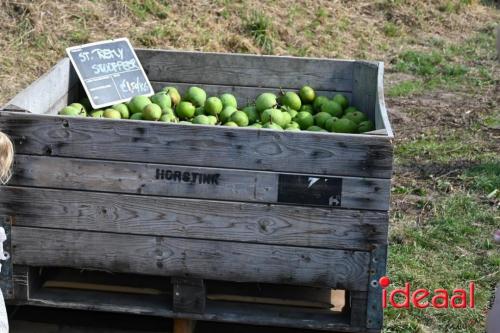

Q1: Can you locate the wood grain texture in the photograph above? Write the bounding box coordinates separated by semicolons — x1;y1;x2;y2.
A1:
21;287;372;332
0;111;393;178
351;62;378;124
0;186;388;251
150;81;352;106
137;49;354;92
41;83;82;116
11;155;278;206
2;58;79;114
11;226;371;290
11;155;391;211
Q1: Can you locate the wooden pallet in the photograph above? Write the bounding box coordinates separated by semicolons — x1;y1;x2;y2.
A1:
0;49;393;332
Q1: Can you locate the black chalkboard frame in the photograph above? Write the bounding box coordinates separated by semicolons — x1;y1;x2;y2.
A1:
66;38;154;109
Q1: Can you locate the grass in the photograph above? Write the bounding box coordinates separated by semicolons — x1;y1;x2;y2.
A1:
387;80;425;97
389;25;498;97
138;26;172;47
390;114;499;332
0;1;499;332
383;22;403;37
387;193;498;333
395;133;482;164
462;161;500;195
388;19;499;328
244;11;274;54
124;0;169;19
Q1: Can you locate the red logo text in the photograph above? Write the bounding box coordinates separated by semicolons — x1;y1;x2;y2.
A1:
380;276;475;309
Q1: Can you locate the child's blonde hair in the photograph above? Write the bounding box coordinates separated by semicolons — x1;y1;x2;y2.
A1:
0;132;13;184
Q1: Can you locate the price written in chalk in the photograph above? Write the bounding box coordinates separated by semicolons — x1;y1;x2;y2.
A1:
119;76;151;95
66;38;153;109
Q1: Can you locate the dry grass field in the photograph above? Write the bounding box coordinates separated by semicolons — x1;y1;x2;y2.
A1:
0;1;499;332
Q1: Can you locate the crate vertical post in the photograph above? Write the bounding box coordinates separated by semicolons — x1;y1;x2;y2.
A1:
172;277;206;314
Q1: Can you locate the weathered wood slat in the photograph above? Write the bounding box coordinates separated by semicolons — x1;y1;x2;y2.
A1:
0;112;393;178
11;155;278;205
50;83;82;116
137;50;354;92
351;62;378;123
0;186;388;251
11;155;391;211
2;58;79;114
11;226;370;290
150;81;352;107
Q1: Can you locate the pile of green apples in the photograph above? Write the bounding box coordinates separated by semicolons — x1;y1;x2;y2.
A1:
59;85;374;133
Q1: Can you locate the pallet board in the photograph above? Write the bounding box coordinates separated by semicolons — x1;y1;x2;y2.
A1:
13;287;360;332
12;227;370;290
0;49;392;332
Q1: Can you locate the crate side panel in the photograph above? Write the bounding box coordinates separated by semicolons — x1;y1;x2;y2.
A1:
12;155;391;211
0;112;393;178
138;50;354;92
11;226;371;290
2;58;78;115
0;186;388;251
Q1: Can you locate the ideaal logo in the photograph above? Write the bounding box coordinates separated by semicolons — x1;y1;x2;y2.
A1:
380;276;475;309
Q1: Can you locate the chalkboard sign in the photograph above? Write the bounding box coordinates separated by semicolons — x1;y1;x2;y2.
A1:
66;38;154;109
277;174;342;207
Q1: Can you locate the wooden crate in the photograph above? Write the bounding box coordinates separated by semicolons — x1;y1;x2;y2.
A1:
0;50;393;333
